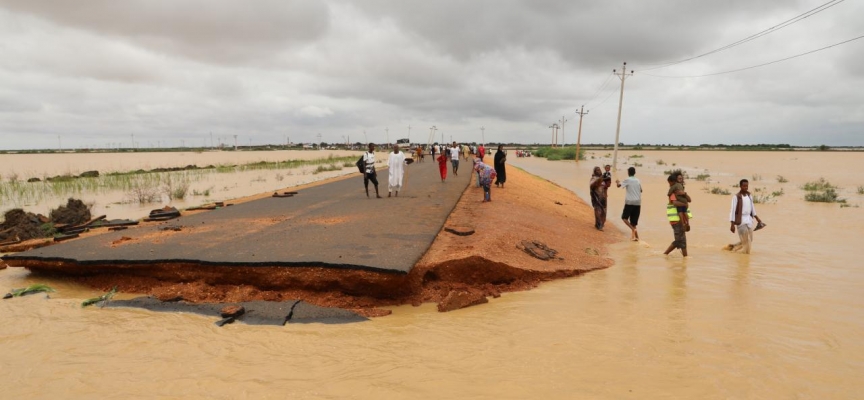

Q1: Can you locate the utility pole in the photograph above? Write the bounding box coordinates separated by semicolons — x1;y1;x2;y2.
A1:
407;125;411;143
549;123;559;147
612;61;634;171
131;133;135;150
58;135;61;152
428;126;437;148
575;105;588;163
385;127;389;145
480;126;485;146
560;115;568;147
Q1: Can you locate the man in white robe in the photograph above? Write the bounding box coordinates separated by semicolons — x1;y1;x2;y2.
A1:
728;178;765;254
388;144;406;197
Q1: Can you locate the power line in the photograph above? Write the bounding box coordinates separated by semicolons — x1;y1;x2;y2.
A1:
588;84;619;110
641;33;864;78
584;71;614;106
640;0;847;71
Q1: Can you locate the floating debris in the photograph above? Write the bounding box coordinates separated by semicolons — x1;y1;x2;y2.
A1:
81;286;117;308
4;284;56;299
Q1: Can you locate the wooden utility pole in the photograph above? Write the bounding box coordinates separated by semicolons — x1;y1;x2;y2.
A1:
549;123;559;147
612;61;634;171
575;105;588;163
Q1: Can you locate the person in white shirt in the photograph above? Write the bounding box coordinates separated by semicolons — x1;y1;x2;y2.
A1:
615;167;642;241
728;179;764;254
362;143;381;198
449;141;460;176
387;144;406;197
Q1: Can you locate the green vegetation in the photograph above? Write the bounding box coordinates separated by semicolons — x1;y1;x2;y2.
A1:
313;164;343;174
82;286;117;308
4;284;55;298
771;188;785;197
633;162;643;167
656;159;666;165
707;187;731;195
628;154;644;158
533;146;584;161
857;185;864;195
663;169;688;178
802;178;845;204
0;155;357;207
802;177;835;191
751;174;762;182
695;173;710;181
777;175;788;183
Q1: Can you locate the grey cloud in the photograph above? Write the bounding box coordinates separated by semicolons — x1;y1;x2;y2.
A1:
0;0;331;64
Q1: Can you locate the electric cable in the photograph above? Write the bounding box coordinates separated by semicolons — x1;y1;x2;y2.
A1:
640;33;863;78
640;0;846;71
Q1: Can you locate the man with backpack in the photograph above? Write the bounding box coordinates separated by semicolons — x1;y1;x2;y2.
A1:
358;143;381;198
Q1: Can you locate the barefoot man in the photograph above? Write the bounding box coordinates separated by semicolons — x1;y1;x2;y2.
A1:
616;166;642;241
727;178;764;254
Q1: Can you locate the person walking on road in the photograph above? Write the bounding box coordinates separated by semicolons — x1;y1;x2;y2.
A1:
450;141;460;176
436;149;448;182
362;143;381;198
494;145;507;188
664;173;689;256
616;166;642;241
388;144;406;197
590;166;607;231
727;178;765;254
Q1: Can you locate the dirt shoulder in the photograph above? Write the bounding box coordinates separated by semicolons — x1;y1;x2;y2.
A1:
13;161;618;316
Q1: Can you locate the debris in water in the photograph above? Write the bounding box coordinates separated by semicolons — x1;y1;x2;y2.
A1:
4;284;56;299
81;286;117;308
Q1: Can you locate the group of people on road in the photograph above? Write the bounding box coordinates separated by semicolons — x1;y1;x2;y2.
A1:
590;165;765;256
360;142;506;203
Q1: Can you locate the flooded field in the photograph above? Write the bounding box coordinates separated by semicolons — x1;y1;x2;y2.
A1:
0;150;372;220
1;150;862;398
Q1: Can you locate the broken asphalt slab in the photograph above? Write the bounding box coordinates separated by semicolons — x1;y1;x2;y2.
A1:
105;296;368;325
4;159;473;274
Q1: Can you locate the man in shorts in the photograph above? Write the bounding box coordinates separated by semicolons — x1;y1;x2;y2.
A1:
615;166;642;241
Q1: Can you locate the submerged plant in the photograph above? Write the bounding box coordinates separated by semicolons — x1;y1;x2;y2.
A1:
3;284;55;299
777;175;788;183
81;286;117;308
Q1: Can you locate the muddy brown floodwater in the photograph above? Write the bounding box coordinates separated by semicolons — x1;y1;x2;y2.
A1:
1;150;863;398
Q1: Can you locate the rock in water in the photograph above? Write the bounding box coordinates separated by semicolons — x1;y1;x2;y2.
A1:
220;305;245;318
437;290;488;312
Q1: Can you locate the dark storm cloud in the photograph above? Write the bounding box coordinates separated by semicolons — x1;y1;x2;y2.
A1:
348;0;792;67
0;0;330;63
0;0;861;149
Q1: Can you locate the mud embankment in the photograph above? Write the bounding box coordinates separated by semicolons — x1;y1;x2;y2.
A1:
13;256;599;315
6;160;616;315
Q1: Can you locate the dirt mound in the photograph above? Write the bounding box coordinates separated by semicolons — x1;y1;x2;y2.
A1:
1;198;92;242
0;209;46;242
49;198;91;225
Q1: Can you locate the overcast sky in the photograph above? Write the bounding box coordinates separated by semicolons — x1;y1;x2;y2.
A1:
1;0;862;150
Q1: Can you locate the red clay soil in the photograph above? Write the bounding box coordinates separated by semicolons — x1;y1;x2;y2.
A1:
10;163;618;316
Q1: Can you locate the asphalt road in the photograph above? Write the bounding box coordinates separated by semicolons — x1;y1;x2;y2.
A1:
4;155;475;274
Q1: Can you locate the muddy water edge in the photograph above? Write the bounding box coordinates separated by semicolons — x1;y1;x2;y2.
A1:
1;150;863;399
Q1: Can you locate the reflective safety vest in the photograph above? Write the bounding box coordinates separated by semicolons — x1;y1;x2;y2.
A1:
666;204;694;222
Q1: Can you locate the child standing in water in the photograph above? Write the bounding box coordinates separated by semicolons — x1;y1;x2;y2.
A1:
667;172;691;231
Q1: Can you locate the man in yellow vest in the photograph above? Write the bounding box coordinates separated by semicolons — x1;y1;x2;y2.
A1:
663;173;690;257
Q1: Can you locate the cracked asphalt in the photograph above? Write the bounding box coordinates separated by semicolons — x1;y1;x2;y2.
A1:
4;156;474;274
